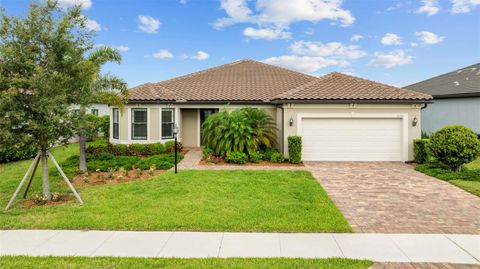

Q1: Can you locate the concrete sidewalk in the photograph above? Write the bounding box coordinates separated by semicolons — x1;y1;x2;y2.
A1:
0;230;479;264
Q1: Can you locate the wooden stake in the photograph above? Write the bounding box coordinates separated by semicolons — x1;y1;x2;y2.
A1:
23;155;41;198
5;152;41;210
48;151;83;205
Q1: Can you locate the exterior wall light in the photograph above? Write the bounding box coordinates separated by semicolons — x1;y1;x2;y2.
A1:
289;117;294;126
412;116;418;127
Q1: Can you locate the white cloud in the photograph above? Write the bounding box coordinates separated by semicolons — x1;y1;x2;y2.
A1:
263;55;347;74
381;33;402;46
304;28;315;35
350;34;363;41
214;0;355;31
416;0;440;15
85;18;101;32
57;0;92;10
415;31;445;45
243;27;291;40
179;0;187;4
368;50;413;68
410;42;419;47
138;15;161;34
451;0;480;13
192;51;209;60
153;49;173;59
115;46;129;52
290;40;366;60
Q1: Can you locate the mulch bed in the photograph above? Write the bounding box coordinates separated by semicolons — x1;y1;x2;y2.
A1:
71;169;167;186
24;194;74;208
199;159;304;167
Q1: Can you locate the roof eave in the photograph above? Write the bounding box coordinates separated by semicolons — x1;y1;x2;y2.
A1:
271;99;433;104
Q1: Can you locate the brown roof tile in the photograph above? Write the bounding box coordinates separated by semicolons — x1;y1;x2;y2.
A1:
128;60;432;103
274;72;433;101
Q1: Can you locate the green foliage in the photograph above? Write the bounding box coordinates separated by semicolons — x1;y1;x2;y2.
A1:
288;136;302;164
202;147;214;158
99;116;110;139
147;143;166;155
413;139;431;164
135;153;183;170
249;151;263;163
0;135;38;163
202;108;277;157
128;144;147;156
164;141;183;153
262;148;279;161
429;126;480;171
416;162;480;182
86;143;167;156
270;152;285;163
0;1;92;151
225;152;248;164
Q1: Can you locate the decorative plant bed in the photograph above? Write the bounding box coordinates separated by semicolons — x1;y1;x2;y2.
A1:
24;193;74;208
71;169;167;186
199;158;303;167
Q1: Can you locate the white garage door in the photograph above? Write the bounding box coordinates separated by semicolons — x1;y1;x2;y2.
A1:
301;117;403;161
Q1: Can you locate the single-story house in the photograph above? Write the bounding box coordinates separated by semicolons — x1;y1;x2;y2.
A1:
110;59;432;162
405;63;480;135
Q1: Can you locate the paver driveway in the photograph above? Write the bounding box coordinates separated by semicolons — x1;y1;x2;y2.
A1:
305;162;480;234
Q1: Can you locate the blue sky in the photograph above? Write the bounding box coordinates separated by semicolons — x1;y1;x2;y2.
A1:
1;0;479;88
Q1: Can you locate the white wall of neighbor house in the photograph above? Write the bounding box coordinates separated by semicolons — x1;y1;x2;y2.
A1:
282;103;422;161
71;103;110;116
421;97;480;134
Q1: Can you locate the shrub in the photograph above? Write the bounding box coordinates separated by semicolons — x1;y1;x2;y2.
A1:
110;144;128;156
148;143;165;155
135;153;183;170
0;135;38;163
249;151;263;163
270;152;285;163
429;125;480;171
225;152;248;164
128;144;147;156
99;116;110;139
165;141;183;153
288;136;302;164
202;147;214;158
413;139;431;164
31;193;48;205
261;147;278;161
416;162;480;182
202;108;277;157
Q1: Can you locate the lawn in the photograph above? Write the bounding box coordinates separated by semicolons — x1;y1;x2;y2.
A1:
0;145;350;232
0;257;371;269
415;158;480;197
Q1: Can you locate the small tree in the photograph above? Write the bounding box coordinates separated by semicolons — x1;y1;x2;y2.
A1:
75;47;128;173
429;125;480;171
0;1;92;199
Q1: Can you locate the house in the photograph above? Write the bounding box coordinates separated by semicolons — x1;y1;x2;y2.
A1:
110;60;432;162
71;103;111;117
405;63;480;135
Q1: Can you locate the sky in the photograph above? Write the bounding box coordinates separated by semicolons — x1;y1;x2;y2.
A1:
1;0;479;88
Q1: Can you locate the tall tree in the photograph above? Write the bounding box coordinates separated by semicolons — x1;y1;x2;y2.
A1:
0;1;92;199
77;47;128;173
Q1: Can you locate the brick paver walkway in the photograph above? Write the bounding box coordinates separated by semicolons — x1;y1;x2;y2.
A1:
305;162;480;234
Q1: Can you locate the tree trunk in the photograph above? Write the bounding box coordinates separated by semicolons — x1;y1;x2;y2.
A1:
79;133;87;173
41;149;51;200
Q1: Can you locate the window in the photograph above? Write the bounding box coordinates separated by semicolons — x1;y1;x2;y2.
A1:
161;108;175;139
112;108;119;139
91;109;99;116
131;108;147;140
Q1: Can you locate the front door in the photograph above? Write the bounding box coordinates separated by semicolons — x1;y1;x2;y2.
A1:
200;109;218;145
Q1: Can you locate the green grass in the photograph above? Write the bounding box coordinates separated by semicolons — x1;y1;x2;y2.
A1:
449;180;480;197
0;257;372;269
0;145;350;232
416;159;480;197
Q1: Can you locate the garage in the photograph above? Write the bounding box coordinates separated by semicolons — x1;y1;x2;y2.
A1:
300;116;405;161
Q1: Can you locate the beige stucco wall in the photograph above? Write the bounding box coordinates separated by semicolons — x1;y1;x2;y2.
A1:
181;109;199;147
281;103;422;161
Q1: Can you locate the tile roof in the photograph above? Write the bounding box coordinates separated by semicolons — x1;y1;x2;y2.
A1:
275;72;433;101
404;63;480;97
128;59;432;103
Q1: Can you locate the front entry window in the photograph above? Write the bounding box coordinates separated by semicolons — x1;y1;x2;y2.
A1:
132;108;147;140
162;108;175;139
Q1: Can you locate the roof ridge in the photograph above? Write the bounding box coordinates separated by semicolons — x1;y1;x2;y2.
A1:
405;62;480;88
247;60;318;80
273;73;335;100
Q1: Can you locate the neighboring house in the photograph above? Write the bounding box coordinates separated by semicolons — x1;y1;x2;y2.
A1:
71;103;110;117
110;60;432;162
405;63;480;134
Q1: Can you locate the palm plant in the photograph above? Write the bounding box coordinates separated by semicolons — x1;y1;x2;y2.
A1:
202;108;277;156
76;46;128;173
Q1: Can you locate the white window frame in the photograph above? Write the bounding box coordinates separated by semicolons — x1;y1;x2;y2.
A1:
112;108;119;139
131;108;148;140
161;108;175;139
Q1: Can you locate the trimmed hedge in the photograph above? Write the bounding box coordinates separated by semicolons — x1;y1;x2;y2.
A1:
86;142;168;156
270;152;285;163
429;125;480;171
249;151;263;163
413;139;430;164
225;152;248;164
288;136;302;164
